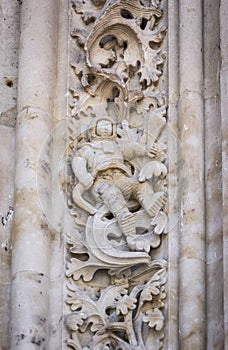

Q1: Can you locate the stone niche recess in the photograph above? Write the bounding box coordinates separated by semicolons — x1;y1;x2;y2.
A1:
64;0;168;349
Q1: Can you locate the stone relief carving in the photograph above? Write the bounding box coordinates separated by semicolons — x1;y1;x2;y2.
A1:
65;0;167;348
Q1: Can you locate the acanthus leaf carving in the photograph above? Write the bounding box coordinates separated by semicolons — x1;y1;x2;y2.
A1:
65;0;167;348
66;265;166;349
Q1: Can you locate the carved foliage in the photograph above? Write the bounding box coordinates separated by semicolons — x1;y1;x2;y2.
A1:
66;0;167;348
66;266;166;349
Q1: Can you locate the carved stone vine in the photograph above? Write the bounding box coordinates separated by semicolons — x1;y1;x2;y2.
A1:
65;0;167;348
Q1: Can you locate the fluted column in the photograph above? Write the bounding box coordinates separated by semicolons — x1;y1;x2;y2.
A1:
10;1;58;348
178;1;206;348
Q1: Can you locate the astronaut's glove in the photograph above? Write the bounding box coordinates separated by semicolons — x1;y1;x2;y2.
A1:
139;161;167;182
146;142;167;159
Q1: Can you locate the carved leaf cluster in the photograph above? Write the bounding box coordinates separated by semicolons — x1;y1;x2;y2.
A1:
143;308;164;330
115;294;137;315
65;0;168;349
66;266;166;349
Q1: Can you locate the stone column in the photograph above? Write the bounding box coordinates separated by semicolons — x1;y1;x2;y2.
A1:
48;0;69;348
10;1;57;348
167;0;179;348
178;1;206;348
204;0;224;348
220;0;228;347
0;2;19;348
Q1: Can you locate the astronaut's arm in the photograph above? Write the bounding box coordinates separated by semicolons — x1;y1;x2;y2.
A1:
72;155;94;189
121;142;147;160
122;142;164;160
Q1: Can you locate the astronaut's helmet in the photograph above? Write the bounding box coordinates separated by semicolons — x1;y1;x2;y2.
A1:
88;116;117;141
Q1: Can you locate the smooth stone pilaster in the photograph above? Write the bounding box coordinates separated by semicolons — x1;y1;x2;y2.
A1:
48;0;69;348
220;0;228;347
204;0;224;348
11;272;50;350
0;2;19;347
179;259;206;343
178;1;206;348
0;0;20;117
0;126;15;349
11;112;53;350
167;0;179;348
10;0;58;349
48;123;66;350
16;2;57;113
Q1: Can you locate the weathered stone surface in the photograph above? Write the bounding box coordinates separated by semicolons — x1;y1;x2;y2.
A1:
0;0;19;120
0;3;19;347
64;1;168;348
0;0;227;349
0;125;15;349
9;1;58;349
220;0;228;347
178;1;206;348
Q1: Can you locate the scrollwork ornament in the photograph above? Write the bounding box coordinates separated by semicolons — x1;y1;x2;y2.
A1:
65;0;167;348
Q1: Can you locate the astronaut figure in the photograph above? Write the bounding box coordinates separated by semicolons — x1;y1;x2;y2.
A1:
72;116;167;237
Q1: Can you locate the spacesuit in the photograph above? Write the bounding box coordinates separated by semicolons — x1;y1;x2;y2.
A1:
72;117;166;237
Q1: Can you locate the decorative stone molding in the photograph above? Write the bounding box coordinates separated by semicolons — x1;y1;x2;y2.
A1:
0;0;226;348
65;0;167;348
